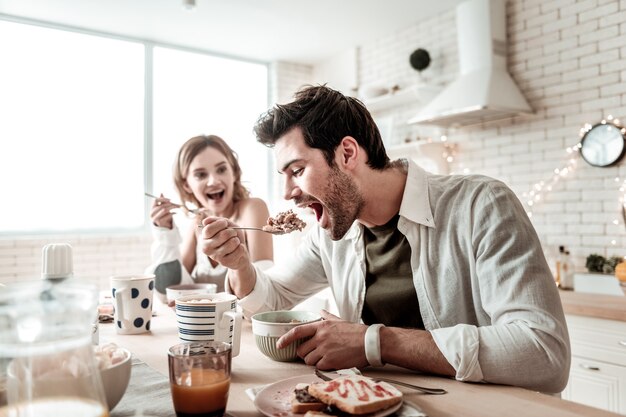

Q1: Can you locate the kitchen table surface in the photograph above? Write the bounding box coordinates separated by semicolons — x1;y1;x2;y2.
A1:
99;302;620;417
559;289;626;322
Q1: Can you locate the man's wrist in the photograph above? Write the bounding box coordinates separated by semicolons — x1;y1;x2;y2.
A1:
229;262;257;298
364;323;385;367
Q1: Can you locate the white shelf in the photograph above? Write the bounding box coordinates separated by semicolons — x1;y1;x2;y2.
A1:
362;84;441;113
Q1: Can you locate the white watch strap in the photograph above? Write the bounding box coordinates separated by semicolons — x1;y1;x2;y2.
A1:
364;323;385;367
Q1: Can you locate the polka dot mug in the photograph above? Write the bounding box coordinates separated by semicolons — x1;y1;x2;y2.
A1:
111;274;155;335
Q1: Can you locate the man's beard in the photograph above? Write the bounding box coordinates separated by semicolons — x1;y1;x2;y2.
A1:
294;166;364;240
325;167;364;240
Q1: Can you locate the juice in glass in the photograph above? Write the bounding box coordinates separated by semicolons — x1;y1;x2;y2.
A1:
168;342;232;417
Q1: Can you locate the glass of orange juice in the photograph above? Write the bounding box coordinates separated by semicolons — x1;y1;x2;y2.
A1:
168;341;231;417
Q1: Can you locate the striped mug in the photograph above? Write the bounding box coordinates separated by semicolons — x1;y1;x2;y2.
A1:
174;293;242;356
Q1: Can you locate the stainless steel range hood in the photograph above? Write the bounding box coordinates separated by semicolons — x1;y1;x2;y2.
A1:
408;0;532;127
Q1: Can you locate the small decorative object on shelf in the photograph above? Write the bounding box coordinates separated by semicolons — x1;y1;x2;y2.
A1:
556;246;573;289
585;253;623;274
409;48;431;72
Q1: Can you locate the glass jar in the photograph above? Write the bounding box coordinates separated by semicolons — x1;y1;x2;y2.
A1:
0;280;108;417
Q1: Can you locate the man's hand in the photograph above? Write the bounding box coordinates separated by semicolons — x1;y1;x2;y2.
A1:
200;217;256;297
200;217;250;271
277;310;369;370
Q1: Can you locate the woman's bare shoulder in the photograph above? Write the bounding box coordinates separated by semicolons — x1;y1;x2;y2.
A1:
236;197;270;223
238;196;269;212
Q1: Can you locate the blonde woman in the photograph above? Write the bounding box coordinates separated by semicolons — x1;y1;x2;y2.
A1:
148;135;273;299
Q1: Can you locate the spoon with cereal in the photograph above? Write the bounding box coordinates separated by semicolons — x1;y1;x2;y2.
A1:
234;209;306;235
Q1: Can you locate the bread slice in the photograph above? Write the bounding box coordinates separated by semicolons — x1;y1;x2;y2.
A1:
291;383;326;413
307;375;402;415
304;411;333;417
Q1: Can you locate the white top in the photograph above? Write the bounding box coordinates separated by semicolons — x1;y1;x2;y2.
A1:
236;159;570;393
192;236;227;291
148;223;227;298
149;223;270;297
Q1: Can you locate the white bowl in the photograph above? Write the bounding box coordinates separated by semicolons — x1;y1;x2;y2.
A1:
99;348;132;411
166;283;217;305
251;310;322;362
2;348;131;412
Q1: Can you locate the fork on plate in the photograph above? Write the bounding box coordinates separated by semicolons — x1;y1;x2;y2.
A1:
314;369;447;395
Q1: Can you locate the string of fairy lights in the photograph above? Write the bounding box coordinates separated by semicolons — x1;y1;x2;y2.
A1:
427;117;626;247
521;146;579;218
423;135;464;170
521;115;626;246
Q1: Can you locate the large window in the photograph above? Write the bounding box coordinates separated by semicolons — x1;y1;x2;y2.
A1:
0;18;269;235
152;47;269;205
0;20;145;233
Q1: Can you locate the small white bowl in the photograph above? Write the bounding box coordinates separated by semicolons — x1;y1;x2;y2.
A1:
1;347;131;411
251;310;322;362
99;348;132;411
166;283;217;305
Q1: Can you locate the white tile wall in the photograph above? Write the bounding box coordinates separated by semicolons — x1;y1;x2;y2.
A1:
0;233;152;289
2;0;626;284
283;0;626;275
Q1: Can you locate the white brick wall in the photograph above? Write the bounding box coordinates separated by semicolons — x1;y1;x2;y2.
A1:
497;0;625;272
2;0;625;284
0;233;152;290
270;61;313;105
315;0;626;274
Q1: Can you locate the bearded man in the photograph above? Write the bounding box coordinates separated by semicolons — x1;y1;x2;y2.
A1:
200;85;570;394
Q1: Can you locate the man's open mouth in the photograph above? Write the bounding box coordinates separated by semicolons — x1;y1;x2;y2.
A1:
207;191;225;200
309;203;324;221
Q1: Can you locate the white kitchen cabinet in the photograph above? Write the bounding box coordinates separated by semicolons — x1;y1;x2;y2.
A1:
562;314;626;414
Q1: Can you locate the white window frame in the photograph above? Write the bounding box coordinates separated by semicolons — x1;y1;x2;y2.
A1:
0;14;271;236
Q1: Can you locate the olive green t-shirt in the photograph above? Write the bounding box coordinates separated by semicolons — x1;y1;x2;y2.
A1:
361;214;424;329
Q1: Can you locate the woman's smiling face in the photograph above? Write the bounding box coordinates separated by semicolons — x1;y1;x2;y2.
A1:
184;146;236;217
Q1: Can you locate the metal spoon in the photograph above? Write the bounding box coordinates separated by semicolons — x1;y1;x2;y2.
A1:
232;226;286;235
195;225;286;235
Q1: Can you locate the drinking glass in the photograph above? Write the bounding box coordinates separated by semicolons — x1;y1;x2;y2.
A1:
168;341;231;417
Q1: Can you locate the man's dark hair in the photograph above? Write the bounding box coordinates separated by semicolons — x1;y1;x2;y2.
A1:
253;85;390;169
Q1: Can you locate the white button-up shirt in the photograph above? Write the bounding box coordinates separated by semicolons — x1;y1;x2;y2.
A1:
238;160;570;393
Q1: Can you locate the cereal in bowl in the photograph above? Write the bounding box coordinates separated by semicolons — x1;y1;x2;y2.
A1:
93;343;128;370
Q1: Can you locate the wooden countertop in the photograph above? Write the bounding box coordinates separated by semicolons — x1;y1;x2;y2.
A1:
101;303;622;417
559;289;626;322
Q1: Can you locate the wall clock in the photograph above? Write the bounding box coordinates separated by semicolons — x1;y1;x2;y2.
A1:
580;122;626;167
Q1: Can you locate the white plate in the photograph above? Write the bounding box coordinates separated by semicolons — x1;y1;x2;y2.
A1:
254;374;404;417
